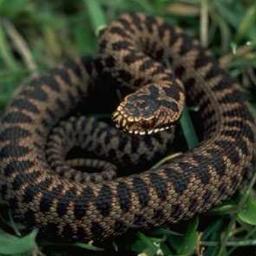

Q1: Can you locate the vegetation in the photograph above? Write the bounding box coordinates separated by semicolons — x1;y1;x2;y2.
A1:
0;0;256;255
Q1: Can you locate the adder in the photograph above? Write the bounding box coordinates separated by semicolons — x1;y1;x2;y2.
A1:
0;13;255;241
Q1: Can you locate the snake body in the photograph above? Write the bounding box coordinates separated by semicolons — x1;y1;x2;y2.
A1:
0;13;255;241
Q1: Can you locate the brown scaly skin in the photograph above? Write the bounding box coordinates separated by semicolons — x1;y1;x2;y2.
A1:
46;116;175;183
0;13;255;242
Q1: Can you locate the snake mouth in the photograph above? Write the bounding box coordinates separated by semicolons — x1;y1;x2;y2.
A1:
126;125;172;135
112;105;173;135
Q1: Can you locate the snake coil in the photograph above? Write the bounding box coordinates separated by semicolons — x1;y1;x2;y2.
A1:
0;13;255;241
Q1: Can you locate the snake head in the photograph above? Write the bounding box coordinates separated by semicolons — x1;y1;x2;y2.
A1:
112;84;184;135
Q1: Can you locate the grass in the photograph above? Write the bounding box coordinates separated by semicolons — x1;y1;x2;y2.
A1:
0;0;256;255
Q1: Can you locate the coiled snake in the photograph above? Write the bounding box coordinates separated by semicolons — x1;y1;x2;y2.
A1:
0;13;255;241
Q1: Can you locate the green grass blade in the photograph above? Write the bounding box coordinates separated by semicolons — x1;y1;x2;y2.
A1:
0;22;18;70
180;106;199;149
84;0;106;34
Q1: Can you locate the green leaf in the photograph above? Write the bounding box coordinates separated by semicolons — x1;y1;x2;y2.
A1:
0;229;37;255
238;194;256;225
75;242;104;251
169;218;199;256
132;232;164;256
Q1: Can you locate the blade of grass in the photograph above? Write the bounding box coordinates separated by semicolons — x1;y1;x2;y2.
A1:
84;0;106;35
228;226;256;255
217;168;256;255
0;20;19;70
75;242;104;251
3;19;37;72
200;0;209;47
203;239;256;247
235;2;256;42
209;11;231;52
180;106;199;149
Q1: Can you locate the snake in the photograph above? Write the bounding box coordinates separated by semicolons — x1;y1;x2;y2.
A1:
0;13;255;242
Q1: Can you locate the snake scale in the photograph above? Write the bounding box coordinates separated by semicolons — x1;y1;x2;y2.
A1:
0;13;255;242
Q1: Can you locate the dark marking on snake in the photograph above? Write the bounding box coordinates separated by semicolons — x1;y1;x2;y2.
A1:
0;13;255;242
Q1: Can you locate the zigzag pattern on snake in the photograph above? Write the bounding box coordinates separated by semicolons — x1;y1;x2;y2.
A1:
0;13;255;241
